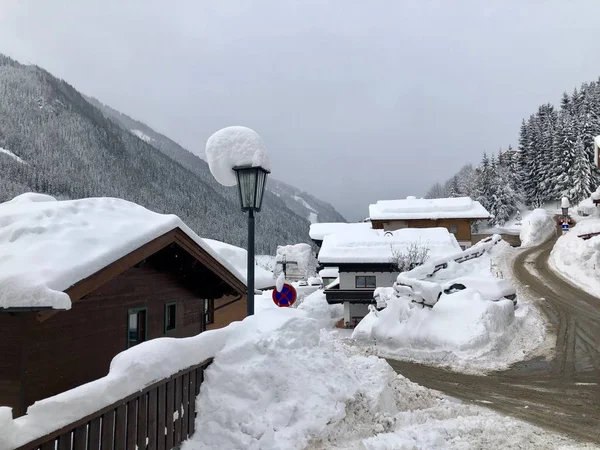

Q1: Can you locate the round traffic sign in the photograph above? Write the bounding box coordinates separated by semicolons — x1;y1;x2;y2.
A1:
272;283;297;307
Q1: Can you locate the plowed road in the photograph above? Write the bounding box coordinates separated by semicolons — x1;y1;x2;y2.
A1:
387;234;600;444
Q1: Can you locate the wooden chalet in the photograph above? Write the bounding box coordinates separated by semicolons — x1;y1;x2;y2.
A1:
369;196;490;249
0;197;248;417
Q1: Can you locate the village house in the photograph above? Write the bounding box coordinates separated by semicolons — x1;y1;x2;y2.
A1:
0;194;255;416
369;196;490;250
317;227;461;327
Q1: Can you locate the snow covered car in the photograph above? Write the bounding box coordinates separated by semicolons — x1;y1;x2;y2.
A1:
297;280;308;286
442;277;517;306
307;276;322;286
395;275;442;307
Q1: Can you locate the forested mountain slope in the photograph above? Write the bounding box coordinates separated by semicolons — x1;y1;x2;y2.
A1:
85;97;346;225
425;78;600;226
0;54;343;253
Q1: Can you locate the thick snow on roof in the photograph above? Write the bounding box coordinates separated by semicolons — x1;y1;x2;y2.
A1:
203;239;274;290
318;227;461;264
369;197;490;221
205;126;271;187
0;194;246;310
309;222;371;240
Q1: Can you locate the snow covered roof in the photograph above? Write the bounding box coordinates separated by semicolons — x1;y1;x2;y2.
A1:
0;193;247;310
309;222;372;240
318;267;339;278
369;197;490;221
203;239;275;290
318;227;461;264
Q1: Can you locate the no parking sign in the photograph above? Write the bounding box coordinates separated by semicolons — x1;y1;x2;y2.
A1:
272;284;297;307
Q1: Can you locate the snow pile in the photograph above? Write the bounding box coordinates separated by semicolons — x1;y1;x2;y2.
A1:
519;208;555;247
352;241;545;372
318;227;460;264
353;290;514;357
309;222;371;241
549;219;600;296
182;298;396;450
369;196;490;221
0;194;246;310
276;243;314;275
205;126;270;187
204;239;274;290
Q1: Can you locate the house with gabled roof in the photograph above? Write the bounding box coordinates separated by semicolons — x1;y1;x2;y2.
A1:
318;226;461;327
369;196;490;249
0;193;251;416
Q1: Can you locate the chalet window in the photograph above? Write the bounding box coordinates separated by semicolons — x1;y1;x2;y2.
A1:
204;299;214;325
449;224;458;234
127;307;147;348
355;275;376;288
164;302;177;333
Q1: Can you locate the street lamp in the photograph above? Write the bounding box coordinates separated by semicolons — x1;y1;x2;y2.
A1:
232;165;270;315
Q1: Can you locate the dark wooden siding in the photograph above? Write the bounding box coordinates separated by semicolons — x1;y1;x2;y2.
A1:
372;218;474;242
207;295;247;331
0;313;27;415
20;266;205;415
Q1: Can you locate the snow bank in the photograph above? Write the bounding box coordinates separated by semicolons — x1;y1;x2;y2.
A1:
369;196;490;221
205;126;270;187
182;295;395;450
318;227;460;264
0;194;245;310
352;241;546;373
204;239;274;290
519;208;555;247
353;291;514;356
549;219;600;296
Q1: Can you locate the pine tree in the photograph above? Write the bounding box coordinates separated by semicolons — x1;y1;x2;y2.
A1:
570;136;592;203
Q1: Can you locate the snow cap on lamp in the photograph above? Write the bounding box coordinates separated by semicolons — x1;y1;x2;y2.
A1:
205;126;271;187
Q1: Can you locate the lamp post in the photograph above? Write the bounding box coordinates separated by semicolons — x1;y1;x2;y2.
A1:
232;165;270;316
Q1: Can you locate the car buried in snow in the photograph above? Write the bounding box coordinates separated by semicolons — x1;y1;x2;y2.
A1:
442;276;517;306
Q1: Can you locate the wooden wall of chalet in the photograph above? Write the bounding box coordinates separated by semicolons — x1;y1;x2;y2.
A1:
0;265;241;417
207;294;247;331
370;218;473;242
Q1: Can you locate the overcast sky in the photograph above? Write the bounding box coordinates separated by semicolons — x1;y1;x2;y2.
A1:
2;1;600;220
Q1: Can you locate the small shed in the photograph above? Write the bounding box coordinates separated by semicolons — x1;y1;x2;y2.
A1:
0;194;248;416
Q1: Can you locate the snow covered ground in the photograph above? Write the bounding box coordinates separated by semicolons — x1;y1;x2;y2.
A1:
181;293;582;450
3;292;581;450
549;218;600;296
352;241;548;373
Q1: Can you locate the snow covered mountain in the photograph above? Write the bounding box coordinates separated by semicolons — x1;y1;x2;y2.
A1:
0;54;344;253
86;97;346;225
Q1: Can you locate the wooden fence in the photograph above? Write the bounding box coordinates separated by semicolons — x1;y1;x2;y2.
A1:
15;359;212;450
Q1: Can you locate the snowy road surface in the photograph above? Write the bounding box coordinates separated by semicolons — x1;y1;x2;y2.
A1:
387;232;600;445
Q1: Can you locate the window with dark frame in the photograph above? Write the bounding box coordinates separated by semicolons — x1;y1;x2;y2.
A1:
355;275;376;288
127;307;147;348
204;299;214;325
165;302;177;333
449;224;458;234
